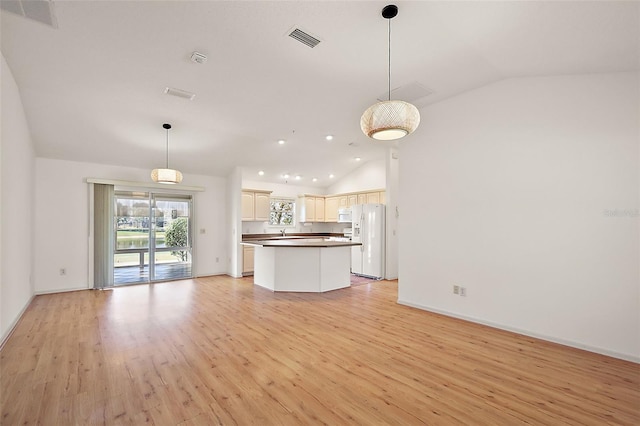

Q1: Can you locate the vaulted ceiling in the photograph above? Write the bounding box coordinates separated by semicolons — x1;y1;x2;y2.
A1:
2;1;638;186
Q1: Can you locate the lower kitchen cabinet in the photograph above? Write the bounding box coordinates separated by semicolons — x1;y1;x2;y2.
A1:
243;245;255;275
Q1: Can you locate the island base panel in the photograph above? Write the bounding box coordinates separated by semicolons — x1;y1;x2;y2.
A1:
253;246;350;293
319;247;350;292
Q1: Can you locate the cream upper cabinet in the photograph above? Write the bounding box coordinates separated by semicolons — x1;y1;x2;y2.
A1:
325;197;339;222
352;190;386;206
315;197;325;221
298;196;316;222
347;194;358;207
254;192;271;221
339;196;348;208
241;189;272;221
305;197;316;222
366;192;380;204
299;195;327;222
241;191;255;221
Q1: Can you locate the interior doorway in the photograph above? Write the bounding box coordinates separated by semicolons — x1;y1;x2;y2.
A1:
113;191;193;285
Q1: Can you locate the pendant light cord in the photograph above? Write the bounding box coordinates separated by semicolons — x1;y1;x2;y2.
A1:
166;128;169;168
388;17;391;101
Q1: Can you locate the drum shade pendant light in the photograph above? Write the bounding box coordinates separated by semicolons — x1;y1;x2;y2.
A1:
361;5;420;141
151;123;183;184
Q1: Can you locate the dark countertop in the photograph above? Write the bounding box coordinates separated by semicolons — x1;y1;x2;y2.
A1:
242;238;360;248
242;232;343;240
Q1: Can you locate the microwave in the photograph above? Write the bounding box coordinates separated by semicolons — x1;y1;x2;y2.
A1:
337;208;352;223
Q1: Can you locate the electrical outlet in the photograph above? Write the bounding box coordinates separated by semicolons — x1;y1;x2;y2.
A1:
216;257;219;263
59;268;66;276
460;287;467;297
453;285;460;295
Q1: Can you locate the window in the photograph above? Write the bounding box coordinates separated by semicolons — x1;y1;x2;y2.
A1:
269;198;295;226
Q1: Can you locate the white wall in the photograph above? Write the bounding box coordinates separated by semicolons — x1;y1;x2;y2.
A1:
399;73;639;361
385;148;400;279
327;159;385;194
34;158;228;294
227;167;242;277
1;54;35;342
243;180;326;199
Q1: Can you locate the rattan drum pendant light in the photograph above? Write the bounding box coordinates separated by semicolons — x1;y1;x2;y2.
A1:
361;5;420;141
151;123;183;184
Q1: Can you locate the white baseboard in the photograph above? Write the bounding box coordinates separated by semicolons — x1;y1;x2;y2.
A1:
194;272;227;278
35;285;89;295
0;294;35;350
397;298;639;364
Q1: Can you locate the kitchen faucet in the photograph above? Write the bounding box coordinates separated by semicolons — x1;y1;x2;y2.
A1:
280;229;286;237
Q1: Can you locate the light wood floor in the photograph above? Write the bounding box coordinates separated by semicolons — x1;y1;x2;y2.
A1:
1;276;638;425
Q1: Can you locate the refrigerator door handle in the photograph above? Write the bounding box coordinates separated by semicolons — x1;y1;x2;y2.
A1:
360;213;365;252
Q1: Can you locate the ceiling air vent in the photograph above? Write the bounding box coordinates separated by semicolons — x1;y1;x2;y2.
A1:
288;28;321;48
164;87;196;101
0;0;58;28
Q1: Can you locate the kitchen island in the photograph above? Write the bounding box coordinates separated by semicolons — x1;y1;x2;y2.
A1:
241;238;361;292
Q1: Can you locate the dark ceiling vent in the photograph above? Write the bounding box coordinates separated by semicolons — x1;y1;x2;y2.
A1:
288;28;321;48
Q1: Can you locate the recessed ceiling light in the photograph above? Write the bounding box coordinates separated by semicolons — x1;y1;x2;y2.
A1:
355;157;361;162
326;135;333;141
258;170;265;176
278;139;285;145
295;175;301;180
329;174;335;179
282;173;290;179
312;177;318;182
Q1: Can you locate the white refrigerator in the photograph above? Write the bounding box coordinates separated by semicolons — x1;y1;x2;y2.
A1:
351;203;385;279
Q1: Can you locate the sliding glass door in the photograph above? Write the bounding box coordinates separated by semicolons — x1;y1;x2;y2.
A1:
151;195;192;281
113;191;192;285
